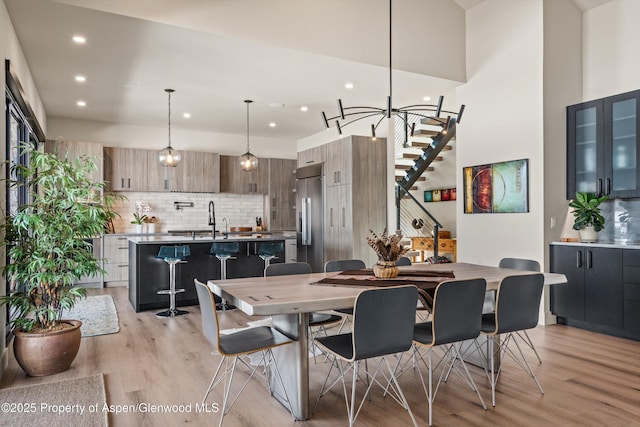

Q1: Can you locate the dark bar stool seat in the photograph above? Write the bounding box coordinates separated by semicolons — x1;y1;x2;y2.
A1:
257;241;284;272
156;245;190;317
210;242;240;310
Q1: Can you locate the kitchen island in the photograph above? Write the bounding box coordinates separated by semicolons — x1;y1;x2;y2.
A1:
128;235;287;312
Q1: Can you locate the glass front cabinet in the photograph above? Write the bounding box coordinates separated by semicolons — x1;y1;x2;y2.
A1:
567;89;640;199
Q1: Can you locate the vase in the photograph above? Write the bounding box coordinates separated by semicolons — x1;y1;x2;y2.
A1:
373;260;400;279
148;223;156;234
135;224;143;234
579;225;599;243
13;320;82;376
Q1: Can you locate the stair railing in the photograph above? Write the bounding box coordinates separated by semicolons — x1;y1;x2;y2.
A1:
395;184;441;263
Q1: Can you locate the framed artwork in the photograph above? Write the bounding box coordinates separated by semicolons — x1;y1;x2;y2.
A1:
424;188;456;203
463;158;529;214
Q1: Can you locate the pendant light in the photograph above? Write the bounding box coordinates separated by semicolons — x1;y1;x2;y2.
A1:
239;99;258;171
159;88;180;167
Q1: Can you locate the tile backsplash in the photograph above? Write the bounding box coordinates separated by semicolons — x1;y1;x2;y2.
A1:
109;192;265;234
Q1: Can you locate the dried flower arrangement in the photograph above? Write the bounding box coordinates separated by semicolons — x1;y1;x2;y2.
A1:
367;228;409;263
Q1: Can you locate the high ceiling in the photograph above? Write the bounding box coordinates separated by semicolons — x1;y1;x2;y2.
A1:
5;0;467;142
5;0;612;142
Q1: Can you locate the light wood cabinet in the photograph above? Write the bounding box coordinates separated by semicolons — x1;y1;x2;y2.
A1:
285;238;297;263
269;158;296;230
297;144;326;167
103;235;129;285
220;155;269;194
44;139;103;184
323;135;387;267
169;151;220;193
104;147;220;193
104;147;149;191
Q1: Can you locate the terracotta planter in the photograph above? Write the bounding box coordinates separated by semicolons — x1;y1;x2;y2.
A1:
13;320;82;377
373;261;400;279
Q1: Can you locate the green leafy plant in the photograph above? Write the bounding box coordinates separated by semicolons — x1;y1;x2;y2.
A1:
1;144;120;332
569;192;608;232
131;212;148;225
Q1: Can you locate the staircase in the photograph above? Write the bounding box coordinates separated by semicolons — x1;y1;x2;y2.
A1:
392;111;460;262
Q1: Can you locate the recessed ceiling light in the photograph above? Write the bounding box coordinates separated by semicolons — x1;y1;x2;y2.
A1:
74;75;86;83
183;113;191;119
300;106;308;112
72;35;86;44
344;82;354;89
269;122;276;128
76;100;86;107
269;102;285;108
423;96;431;101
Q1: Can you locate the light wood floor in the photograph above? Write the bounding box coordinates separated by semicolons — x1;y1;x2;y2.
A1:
2;286;640;426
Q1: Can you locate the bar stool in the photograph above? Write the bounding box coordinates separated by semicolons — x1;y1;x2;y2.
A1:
257;241;284;272
156;245;190;317
210;242;240;310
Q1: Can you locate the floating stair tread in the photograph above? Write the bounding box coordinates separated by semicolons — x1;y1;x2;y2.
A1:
396;176;426;182
420;117;449;126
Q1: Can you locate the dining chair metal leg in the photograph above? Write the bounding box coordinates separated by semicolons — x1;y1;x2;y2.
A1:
519;330;543;363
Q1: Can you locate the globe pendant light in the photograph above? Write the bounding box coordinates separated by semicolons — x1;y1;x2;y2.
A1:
239;99;258;171
159;88;180;167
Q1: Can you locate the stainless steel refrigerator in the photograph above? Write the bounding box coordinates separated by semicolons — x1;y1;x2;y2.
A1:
296;164;324;272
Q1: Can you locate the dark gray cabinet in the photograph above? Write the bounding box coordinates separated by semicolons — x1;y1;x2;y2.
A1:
551;244;634;338
567;89;640;199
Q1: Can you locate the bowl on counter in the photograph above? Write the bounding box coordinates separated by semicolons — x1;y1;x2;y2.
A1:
230;226;253;236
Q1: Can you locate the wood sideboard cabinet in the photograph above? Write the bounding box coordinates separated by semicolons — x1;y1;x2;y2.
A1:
411;237;457;263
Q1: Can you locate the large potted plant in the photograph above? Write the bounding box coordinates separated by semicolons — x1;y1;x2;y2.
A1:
569;191;608;243
1;145;118;376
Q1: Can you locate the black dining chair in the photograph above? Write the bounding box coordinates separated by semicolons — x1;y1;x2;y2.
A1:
481;273;545;406
498;257;543;363
396;256;412;266
324;259;367;333
194;279;294;426
412;278;488;426
314;285;419;427
265;262;342;362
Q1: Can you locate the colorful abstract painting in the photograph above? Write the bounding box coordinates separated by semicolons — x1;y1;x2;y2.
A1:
463;159;529;214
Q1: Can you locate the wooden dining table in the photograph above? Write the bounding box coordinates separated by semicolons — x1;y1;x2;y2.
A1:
208;262;567;420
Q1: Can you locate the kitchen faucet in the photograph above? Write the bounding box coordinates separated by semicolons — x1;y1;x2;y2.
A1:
208;201;216;239
222;218;229;238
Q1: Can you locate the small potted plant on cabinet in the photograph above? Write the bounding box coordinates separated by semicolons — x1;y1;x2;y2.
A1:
1;145;118;376
569;191;608;243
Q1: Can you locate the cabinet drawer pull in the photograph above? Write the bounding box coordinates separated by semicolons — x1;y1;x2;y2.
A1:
587;250;593;269
577;250;582;268
117;264;128;268
606;178;611;195
121;178;124;188
597;178;603;197
118;247;128;250
127;178;131;188
117;237;127;241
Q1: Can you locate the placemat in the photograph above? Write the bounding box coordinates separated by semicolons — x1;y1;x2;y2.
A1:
339;269;455;278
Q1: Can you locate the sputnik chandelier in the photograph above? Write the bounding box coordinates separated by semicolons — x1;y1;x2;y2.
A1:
321;0;464;139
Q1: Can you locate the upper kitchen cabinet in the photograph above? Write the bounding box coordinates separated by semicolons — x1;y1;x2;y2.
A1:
219;155;268;194
325;136;352;186
567;89;640;199
104;147;149;191
168;151;220;193
45;139;103;184
268;158;296;230
297;144;326;168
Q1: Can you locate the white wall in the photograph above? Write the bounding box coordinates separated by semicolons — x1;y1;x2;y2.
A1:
456;0;545;266
543;0;583;270
47;117;297;159
583;0;640;100
0;0;47;378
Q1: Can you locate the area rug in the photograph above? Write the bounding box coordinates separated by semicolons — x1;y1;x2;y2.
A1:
0;374;108;427
63;295;119;337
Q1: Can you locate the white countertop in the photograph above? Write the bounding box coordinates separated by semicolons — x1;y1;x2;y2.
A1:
551;241;640;249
